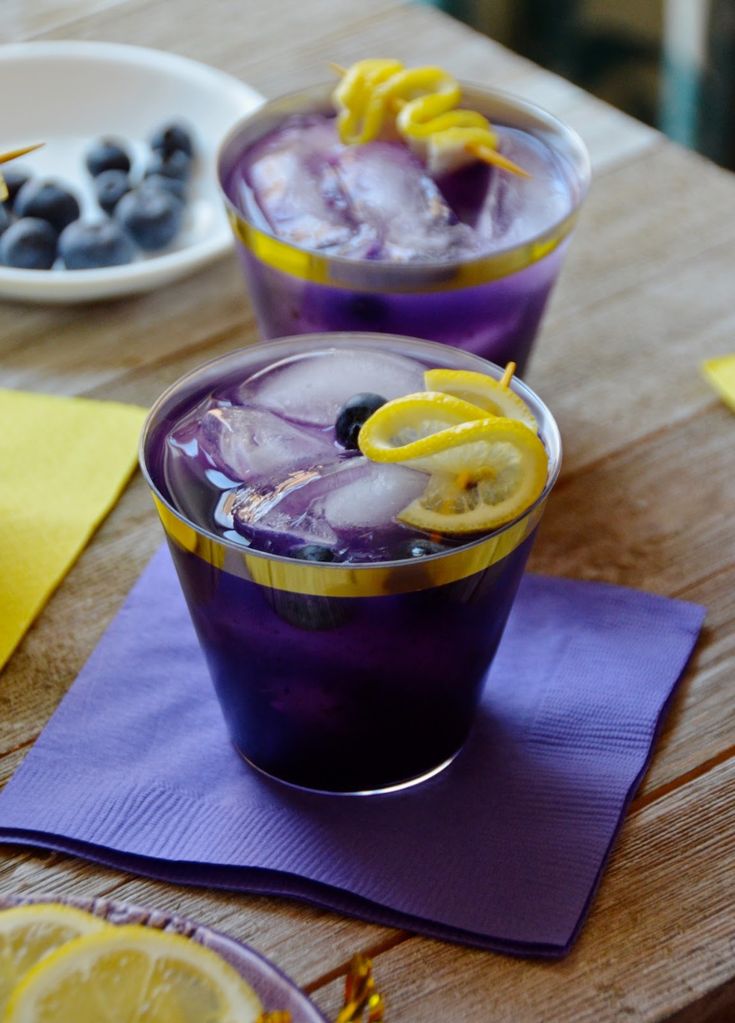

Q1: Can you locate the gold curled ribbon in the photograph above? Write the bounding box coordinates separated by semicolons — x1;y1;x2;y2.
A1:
336;955;384;1023
254;954;384;1023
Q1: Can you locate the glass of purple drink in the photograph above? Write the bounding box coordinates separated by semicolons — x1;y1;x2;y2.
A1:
140;333;561;794
218;81;589;372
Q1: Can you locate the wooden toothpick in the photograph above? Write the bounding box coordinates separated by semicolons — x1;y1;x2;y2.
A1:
500;362;516;389
467;143;530;178
0;143;44;165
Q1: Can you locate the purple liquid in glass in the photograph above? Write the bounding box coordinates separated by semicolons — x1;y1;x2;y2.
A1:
141;335;561;793
218;85;589;371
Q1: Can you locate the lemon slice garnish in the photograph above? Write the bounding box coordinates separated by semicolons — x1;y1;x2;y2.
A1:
397;418;548;533
4;924;264;1023
359;390;548;533
357;391;489;464
423;368;537;432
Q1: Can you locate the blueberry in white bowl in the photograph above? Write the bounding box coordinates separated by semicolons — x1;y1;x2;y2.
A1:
2;167;31;209
0;218;58;269
94;169;132;214
146;148;192;182
59;219;136;269
86;137;131;177
14;180;80;235
140;173;187;203
116;187;183;251
150;121;194;159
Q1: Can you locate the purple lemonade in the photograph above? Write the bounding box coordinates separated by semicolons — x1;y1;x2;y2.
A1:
141;334;561;793
218;75;589;371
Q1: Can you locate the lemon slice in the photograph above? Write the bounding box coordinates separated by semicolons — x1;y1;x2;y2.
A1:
0;904;108;1016
424;368;537;432
358;391;489;463
395;418;548;533
4;924;264;1023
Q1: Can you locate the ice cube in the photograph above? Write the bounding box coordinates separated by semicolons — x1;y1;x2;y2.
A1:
245;117;376;255
321;461;426;529
230;461;356;549
474;127;573;249
199;406;335;481
230;458;425;550
335;142;476;261
242;348;425;427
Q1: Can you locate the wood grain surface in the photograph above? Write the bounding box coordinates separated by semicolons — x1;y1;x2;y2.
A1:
1;2;733;1021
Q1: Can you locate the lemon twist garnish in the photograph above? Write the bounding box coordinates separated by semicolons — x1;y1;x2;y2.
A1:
333;59;528;177
423;365;537;432
358;366;547;534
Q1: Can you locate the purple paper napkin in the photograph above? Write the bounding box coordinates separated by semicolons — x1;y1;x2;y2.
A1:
0;546;704;956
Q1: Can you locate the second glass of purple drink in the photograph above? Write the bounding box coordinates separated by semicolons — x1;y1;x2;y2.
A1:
140;333;562;794
217;82;589;373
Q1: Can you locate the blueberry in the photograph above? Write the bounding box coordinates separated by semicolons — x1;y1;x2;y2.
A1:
86;138;131;177
140;173;187;203
267;590;349;630
14;180;80;235
292;543;337;563
58;220;136;269
0;204;10;236
115;188;183;251
396;538;447;560
2;167;30;208
345;294;389;328
335;392;387;450
94;169;132;214
150;122;194;158
146;149;192;182
0;218;57;269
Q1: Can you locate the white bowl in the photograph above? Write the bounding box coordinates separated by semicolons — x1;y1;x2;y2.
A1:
0;41;262;303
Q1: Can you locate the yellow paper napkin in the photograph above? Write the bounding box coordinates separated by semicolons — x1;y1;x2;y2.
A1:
702;355;735;412
0;388;146;670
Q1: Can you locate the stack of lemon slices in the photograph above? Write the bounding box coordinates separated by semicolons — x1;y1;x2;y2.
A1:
0;903;265;1023
358;364;548;535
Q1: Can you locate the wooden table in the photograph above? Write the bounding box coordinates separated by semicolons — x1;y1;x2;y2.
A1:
2;3;734;1020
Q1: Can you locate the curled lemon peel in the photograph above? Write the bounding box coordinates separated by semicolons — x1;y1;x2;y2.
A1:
357;366;548;534
333;60;528;176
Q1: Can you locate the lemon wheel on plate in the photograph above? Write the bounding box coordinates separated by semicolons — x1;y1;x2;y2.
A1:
0;903;108;1016
4;924;264;1023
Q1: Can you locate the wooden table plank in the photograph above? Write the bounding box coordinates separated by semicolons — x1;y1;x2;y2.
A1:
312;758;735;1023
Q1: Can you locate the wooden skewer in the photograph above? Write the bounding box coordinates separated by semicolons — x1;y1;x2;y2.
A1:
329;62;348;76
0;142;44;165
468;143;530;178
500;361;516;389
